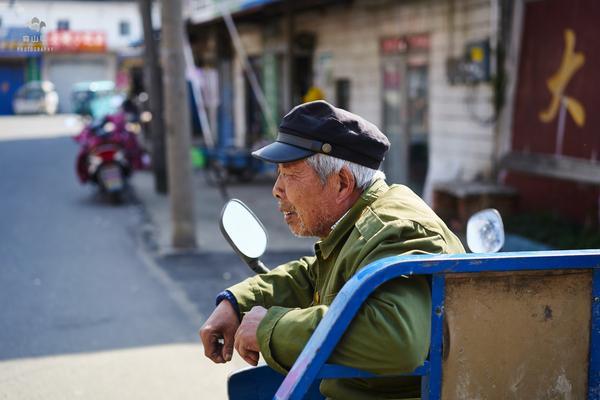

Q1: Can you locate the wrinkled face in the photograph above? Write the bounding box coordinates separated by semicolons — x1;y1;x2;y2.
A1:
272;160;338;238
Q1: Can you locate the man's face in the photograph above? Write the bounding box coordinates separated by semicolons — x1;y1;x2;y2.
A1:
272;160;338;238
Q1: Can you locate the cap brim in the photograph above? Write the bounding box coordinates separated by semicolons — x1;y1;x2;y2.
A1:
251;141;314;164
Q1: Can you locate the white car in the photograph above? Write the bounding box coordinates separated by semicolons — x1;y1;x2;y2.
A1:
12;81;59;115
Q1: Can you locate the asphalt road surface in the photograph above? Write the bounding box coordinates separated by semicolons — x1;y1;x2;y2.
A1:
0;118;245;399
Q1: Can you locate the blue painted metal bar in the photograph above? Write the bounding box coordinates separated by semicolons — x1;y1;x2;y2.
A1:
351;250;600;277
421;373;430;400
317;361;429;380
426;275;445;400
217;60;235;149
241;0;280;8
404;362;430;377
589;268;600;400
317;364;375;379
273;250;600;400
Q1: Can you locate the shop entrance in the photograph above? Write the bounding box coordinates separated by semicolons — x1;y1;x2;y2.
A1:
381;35;430;194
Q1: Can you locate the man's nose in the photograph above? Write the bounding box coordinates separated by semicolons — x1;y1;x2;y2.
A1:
272;174;284;200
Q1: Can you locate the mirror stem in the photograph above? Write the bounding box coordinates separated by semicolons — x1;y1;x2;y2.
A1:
248;259;270;274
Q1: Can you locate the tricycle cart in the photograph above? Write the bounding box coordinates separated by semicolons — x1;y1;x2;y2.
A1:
230;250;600;399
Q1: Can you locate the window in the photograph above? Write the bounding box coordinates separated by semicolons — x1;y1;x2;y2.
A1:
57;19;69;30
119;21;130;36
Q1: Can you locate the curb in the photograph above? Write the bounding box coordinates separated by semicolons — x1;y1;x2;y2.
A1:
130;185;206;324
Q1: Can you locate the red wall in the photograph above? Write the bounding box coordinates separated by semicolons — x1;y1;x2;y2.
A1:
507;0;600;225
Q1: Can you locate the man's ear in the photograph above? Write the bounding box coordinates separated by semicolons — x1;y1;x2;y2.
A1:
335;166;357;204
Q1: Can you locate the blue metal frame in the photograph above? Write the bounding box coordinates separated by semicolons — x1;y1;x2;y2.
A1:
426;274;445;400
590;268;600;400
273;250;600;400
241;0;280;8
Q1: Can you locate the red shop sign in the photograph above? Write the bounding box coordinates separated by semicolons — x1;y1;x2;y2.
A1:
46;30;106;52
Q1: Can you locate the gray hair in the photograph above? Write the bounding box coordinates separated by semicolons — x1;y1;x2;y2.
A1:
305;153;386;190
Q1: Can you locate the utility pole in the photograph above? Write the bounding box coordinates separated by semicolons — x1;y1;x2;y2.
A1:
138;0;167;194
284;0;294;111
161;0;197;249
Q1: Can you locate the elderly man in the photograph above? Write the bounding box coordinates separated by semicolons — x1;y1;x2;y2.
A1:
200;101;464;399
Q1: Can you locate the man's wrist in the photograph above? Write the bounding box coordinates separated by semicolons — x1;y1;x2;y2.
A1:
215;290;241;321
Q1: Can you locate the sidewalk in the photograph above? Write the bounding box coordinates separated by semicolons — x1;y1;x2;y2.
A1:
132;170;315;255
131;169;315;323
132;168;550;257
130;169;317;321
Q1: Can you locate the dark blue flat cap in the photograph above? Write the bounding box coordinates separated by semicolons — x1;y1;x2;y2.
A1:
252;100;390;169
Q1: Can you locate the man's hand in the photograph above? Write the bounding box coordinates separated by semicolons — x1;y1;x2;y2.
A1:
199;300;240;363
234;306;267;366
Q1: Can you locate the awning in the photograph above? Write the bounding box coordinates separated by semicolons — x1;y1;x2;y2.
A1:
187;0;281;25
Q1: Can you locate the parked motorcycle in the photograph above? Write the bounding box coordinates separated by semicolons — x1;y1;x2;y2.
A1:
74;110;148;203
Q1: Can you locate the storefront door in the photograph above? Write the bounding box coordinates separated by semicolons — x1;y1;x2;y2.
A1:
381;35;430;194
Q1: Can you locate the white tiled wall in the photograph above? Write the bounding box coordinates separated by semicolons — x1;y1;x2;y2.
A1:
234;0;497;202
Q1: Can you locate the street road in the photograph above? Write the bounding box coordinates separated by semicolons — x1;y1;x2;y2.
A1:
0;116;244;399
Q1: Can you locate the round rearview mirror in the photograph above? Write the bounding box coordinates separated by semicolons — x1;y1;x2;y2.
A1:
466;208;505;253
220;199;267;259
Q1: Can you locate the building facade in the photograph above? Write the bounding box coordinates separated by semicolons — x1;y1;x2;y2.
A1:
0;0;147;113
187;0;499;201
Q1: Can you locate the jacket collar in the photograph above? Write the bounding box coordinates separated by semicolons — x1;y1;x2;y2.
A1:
315;179;389;260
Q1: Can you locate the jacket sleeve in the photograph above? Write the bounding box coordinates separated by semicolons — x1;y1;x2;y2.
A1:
226;255;317;315
257;222;448;375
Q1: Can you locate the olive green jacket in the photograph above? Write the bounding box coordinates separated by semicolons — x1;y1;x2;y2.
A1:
228;180;465;399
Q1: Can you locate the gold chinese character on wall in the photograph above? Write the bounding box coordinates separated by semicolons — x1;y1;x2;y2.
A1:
539;29;586;127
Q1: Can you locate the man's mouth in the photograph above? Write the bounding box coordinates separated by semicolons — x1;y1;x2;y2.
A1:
279;203;298;222
280;207;297;222
283;211;296;220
